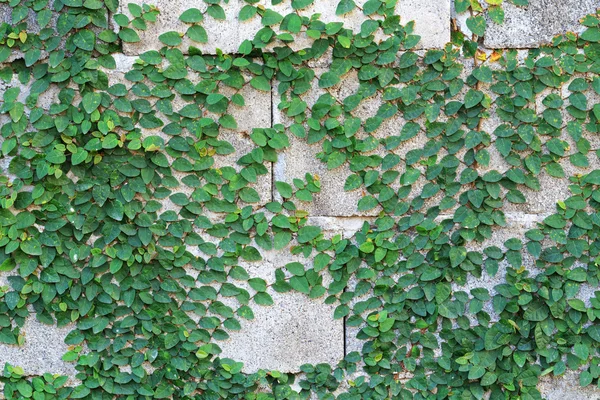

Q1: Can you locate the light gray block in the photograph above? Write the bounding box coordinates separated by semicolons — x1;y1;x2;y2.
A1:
399;0;451;49
0;317;78;380
484;0;599;48
120;0;263;55
539;371;600;400
216;218;362;373
103;55;273;209
218;290;344;373
120;0;451;56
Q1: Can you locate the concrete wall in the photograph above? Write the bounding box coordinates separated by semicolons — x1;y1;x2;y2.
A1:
1;0;600;399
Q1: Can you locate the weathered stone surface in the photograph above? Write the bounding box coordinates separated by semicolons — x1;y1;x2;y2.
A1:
217;218;359;373
539;371;600;400
218;290;343;373
398;0;451;49
0;317;77;380
484;0;598;48
273;70;371;217
103;55;273;209
121;0;450;56
120;0;262;55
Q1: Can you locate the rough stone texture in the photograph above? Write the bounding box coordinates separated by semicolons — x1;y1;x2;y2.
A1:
0;317;78;380
217;217;363;373
120;0;262;55
121;0;451;56
398;0;451;49
104;55;273;209
272;70;373;217
484;0;599;48
218;290;343;373
540;371;600;400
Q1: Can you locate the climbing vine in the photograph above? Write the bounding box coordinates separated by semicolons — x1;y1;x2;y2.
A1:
0;0;599;399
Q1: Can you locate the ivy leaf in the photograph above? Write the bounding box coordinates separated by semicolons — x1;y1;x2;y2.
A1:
298;226;321;243
466;15;486;36
119;28;140;43
20;238;42;256
275;181;293;198
262;9;283;26
464;89;484;108
488;6;504;24
250;76;271;92
187;25;208;43
336;0;356;15
159;31;182;46
239;5;257;21
179;8;203;23
239;188;260;203
319;71;340;88
82;92;102;114
524;301;549;322
207;4;226;20
287;98;307;117
581;27;600;42
254;292;273;306
73;29;96;51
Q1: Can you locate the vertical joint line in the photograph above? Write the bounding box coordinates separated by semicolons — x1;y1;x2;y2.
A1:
270;79;275;203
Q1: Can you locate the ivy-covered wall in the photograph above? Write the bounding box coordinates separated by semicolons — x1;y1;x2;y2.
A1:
0;0;600;399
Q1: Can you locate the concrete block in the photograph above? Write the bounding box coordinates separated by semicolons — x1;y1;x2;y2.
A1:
217;218;359;373
0;317;78;380
120;0;263;55
218;290;343;373
273;70;373;217
539;371;600;400
398;0;451;49
505;153;600;214
484;0;599;48
121;0;450;56
102;55;273;210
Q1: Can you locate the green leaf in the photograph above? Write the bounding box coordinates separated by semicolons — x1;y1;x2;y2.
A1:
336;0;356;15
20;238;42;256
466;15;486;36
254;292;274;306
239;187;260;203
187;25;208;43
179;8;203;23
119;28;140;43
287;98;307;117
207;4;226;20
524;301;549;322
239;5;257;21
82;92;102;114
319;71;340;88
262;9;283;26
298;226;321;243
73;29;96;51
159;31;182;46
250;76;271;92
581;27;600;42
275;181;293;198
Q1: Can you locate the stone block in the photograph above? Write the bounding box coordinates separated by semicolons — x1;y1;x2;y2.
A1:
398;0;451;49
102;55;273;210
0;317;78;380
505;152;600;214
121;0;450;56
273;69;433;217
120;0;263;55
216;218;361;373
218;290;343;373
539;371;600;400
484;0;599;48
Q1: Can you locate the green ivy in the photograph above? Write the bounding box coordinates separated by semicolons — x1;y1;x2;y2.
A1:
0;0;599;399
